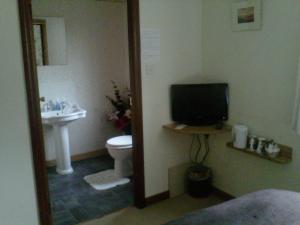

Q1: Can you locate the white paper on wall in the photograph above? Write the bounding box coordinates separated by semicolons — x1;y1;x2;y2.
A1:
141;28;160;63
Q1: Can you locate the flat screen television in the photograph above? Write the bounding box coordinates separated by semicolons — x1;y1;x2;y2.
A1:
171;83;229;126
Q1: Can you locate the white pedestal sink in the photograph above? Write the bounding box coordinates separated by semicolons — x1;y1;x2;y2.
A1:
41;108;86;175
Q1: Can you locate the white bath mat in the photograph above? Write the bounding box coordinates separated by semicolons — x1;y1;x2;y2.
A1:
84;169;130;191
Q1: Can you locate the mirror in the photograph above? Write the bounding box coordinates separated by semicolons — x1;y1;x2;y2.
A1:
33;17;67;66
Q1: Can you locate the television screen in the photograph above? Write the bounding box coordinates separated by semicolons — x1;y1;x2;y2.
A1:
171;83;229;126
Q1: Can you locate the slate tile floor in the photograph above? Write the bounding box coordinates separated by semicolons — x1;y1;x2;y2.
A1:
47;155;134;225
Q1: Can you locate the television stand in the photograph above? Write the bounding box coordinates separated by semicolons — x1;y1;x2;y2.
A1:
163;123;231;135
163;123;231;164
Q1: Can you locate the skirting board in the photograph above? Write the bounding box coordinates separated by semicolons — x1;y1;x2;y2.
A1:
46;149;108;167
145;191;170;206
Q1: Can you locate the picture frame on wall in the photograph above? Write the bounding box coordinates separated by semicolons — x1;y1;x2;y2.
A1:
232;0;262;32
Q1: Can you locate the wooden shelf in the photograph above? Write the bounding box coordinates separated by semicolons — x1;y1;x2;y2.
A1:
226;142;292;164
163;123;231;135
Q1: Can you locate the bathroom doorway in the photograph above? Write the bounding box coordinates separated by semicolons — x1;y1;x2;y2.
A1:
18;0;145;224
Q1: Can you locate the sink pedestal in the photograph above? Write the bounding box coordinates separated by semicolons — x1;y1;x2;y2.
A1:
53;124;73;175
41;108;86;175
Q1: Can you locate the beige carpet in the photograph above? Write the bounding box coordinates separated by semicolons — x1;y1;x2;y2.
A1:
78;194;224;225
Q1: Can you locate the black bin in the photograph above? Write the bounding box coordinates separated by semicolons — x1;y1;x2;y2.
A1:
187;165;212;197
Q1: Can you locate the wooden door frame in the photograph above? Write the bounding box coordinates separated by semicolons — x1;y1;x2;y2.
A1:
18;0;145;224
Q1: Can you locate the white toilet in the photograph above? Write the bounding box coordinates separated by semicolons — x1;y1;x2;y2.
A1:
106;135;133;178
83;135;132;191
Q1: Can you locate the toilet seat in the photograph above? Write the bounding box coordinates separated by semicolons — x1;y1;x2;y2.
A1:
106;135;132;149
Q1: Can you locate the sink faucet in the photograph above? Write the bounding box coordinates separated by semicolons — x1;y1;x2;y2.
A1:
42;101;51;112
40;97;51;112
60;101;70;114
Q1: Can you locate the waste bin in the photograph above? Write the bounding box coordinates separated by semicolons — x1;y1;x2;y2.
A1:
187;164;212;197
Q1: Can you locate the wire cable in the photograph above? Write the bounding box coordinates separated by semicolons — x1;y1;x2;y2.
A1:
201;135;210;163
194;135;202;163
189;134;210;164
189;135;196;162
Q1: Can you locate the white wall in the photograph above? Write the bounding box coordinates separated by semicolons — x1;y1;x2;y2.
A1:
140;0;300;198
139;0;203;197
3;1;299;223
202;0;300;196
0;0;39;224
32;0;130;160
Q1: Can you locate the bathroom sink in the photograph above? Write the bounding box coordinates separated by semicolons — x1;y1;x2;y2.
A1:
41;108;86;125
41;106;86;175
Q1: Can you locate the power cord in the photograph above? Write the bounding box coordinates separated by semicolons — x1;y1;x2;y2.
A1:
201;134;210;163
189;134;210;164
194;135;202;163
189;135;196;163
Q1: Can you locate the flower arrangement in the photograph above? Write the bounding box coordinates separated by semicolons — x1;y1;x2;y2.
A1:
106;81;132;134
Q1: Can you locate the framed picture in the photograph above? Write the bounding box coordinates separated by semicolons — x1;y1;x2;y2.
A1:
231;0;262;31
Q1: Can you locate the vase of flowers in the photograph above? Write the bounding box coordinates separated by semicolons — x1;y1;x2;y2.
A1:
106;81;132;135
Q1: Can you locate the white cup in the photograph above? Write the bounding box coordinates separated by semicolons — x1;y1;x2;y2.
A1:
233;124;248;149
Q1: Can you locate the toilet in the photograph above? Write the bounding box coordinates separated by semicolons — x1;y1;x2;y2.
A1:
106;135;133;178
84;135;133;191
